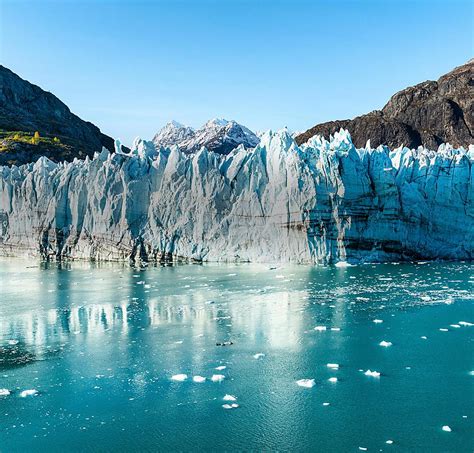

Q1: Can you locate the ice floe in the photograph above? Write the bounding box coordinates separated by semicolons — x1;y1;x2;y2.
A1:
327;363;340;369
364;370;381;377
222;403;239;409
296;379;315;388
223;394;237;401
373;319;384;324
211;374;225;382
328;377;338;383
192;376;206;383
171;374;188;382
19;389;38;397
314;326;327;331
0;389;10;396
215;365;226;371
442;425;452;432
379;341;392;347
253;353;265;359
459;321;474;326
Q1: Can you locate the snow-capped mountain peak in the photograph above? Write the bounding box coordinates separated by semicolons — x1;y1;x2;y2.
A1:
152;121;195;149
152;118;259;155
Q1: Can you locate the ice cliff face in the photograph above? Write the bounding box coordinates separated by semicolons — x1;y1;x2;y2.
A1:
153;118;260;155
0;130;473;264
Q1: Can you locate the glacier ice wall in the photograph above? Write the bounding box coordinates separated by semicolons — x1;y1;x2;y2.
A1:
0;130;473;264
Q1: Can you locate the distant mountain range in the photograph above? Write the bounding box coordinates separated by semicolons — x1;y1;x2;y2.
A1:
296;60;473;149
153;118;259;155
0;60;472;167
0;65;119;166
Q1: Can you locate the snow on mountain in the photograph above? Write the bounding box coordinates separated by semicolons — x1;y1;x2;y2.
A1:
152;121;195;149
0;129;473;264
153;118;260;155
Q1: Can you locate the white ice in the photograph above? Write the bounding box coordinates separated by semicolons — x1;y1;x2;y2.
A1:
19;389;38;397
296;379;315;388
379;341;392;347
364;370;381;377
192;376;206;383
223;394;237;401
0;389;10;396
171;374;188;382
211;374;225;382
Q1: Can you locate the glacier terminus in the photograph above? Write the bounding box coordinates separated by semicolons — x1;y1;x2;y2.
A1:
0;129;473;264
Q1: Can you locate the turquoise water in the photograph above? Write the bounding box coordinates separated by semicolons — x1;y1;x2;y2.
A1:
0;259;473;452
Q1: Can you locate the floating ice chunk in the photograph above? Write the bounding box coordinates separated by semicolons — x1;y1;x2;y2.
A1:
442;425;452;432
359;447;367;451
296;379;315;388
314;326;327;331
171;374;188;382
0;389;10;396
364;370;381;377
327;363;339;369
215;365;226;371
192;376;206;383
211;374;225;382
323;402;330;406
223;394;237;401
328;377;338;383
386;440;394;444
335;261;353;268
379;341;392;347
253;353;265;359
421;295;432;301
421;336;428;340
450;324;461;328
459;321;474;327
275;274;285;279
439;328;449;332
7;339;19;345
222;403;239;409
19;389;38;397
330;327;341;331
373;319;383;324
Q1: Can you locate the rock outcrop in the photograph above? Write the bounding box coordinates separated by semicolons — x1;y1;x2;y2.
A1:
1;130;472;264
0;65;117;165
296;60;474;150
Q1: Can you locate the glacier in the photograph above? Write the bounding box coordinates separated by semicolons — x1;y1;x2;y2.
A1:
0;129;473;264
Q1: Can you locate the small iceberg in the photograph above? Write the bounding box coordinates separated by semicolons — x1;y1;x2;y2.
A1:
7;339;19;345
171;374;188;382
459;321;474;327
322;402;330;406
439;328;449;332
327;363;339;369
386;440;394;444
223;394;237;401
442;425;452;432
222;403;239;409
421;336;428;340
379;341;392;347
373;319;383;324
314;326;327;331
328;377;338;383
211;374;225;382
19;389;38;397
364;370;381;377
335;261;353;268
192;376;206;383
253;353;265;359
0;389;10;396
215;365;226;371
296;379;315;388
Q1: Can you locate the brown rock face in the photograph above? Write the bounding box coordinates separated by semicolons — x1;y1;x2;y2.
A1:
0;65;117;165
296;60;474;149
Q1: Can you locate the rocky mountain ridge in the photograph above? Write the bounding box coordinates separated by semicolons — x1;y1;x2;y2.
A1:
296;60;474;149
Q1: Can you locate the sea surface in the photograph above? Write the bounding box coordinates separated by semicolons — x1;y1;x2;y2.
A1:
0;258;473;452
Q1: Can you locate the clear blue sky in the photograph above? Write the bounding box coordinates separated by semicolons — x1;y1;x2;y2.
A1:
1;0;473;146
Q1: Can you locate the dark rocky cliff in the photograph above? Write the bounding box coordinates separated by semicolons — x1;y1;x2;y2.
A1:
296;60;474;149
0;65;116;165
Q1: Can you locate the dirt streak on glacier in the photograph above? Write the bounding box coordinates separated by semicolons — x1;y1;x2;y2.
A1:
0;129;472;264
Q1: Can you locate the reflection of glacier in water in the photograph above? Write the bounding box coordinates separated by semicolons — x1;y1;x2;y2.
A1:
0;259;473;451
